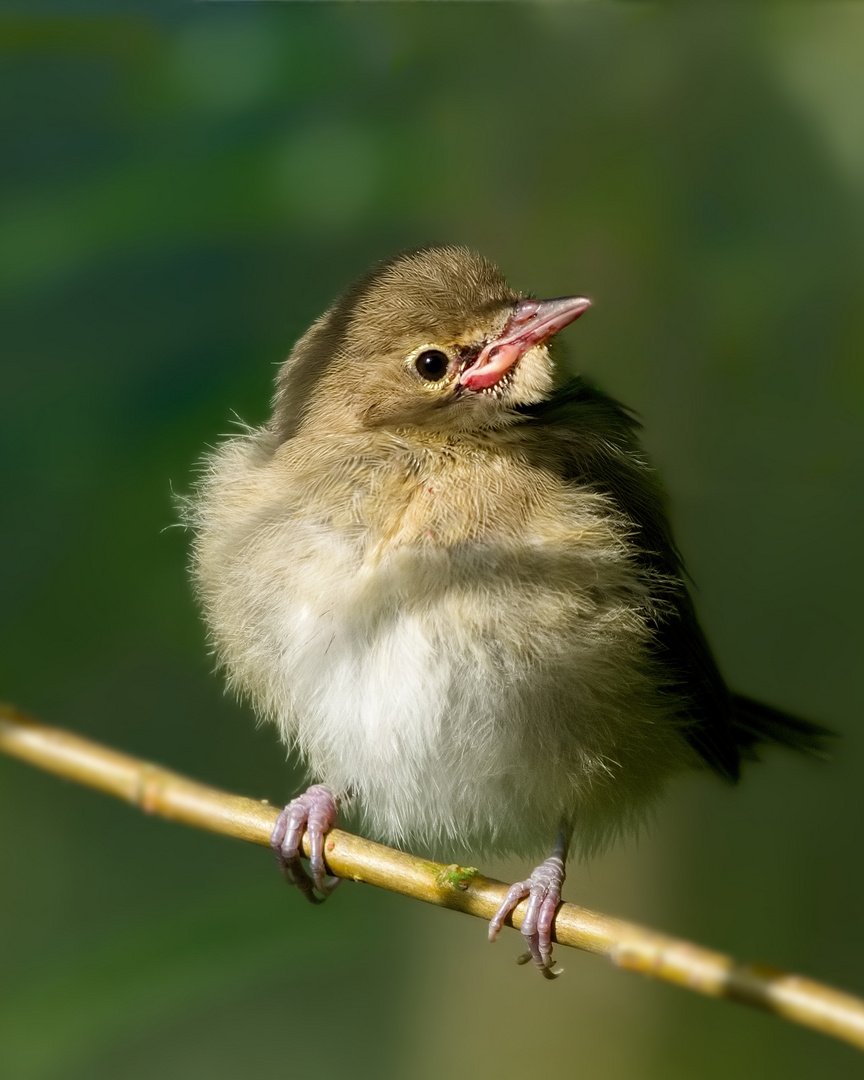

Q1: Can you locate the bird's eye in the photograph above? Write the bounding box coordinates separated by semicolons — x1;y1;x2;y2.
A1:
414;349;450;382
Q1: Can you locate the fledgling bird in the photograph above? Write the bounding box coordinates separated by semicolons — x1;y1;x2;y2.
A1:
187;246;829;977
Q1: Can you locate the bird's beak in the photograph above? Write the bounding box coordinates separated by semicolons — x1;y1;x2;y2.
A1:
460;295;591;392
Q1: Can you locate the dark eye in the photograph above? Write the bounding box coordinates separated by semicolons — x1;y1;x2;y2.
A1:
414;349;449;382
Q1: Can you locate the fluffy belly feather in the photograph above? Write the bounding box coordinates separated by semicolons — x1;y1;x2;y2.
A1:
250;537;691;859
192;435;694;861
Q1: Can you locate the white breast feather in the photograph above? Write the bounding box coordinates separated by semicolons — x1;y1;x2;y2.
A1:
190;428;694;861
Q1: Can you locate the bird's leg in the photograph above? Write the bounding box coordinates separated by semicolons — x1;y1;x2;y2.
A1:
488;827;572;979
270;784;340;905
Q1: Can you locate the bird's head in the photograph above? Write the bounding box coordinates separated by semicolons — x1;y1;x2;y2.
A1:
272;246;590;440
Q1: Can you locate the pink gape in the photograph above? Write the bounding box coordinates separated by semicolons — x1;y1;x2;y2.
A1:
460;295;591;391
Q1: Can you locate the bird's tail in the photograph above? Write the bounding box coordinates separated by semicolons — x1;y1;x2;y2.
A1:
731;694;835;760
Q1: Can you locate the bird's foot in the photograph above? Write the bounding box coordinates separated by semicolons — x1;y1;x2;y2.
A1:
270;784;340;904
488;851;566;979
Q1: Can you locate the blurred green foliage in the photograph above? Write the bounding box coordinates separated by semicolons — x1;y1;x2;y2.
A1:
1;6;863;1079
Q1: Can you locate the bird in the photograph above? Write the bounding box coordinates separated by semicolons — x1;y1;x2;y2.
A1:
186;246;830;977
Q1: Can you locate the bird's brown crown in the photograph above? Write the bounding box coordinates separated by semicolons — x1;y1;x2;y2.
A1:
271;247;582;440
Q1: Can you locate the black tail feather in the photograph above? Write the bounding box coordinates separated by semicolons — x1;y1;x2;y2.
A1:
731;695;835;761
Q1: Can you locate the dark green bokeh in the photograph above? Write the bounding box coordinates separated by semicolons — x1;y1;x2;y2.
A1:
2;7;862;1078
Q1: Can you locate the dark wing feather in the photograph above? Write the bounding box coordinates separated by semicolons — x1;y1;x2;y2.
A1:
730;694;833;760
518;379;831;781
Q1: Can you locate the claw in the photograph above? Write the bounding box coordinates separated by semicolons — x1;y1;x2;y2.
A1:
270;784;340;903
488;840;567;977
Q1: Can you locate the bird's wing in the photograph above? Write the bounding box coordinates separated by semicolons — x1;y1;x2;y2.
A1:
517;379;742;781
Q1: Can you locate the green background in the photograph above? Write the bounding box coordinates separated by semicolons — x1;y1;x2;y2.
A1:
2;5;863;1078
